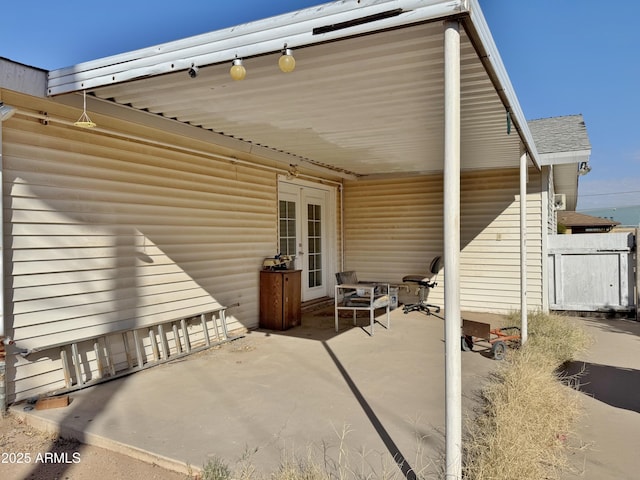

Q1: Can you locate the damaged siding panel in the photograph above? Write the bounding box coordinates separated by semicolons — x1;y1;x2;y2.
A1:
343;169;543;314
4;112;276;401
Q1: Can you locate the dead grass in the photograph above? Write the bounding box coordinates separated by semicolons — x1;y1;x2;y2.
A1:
199;422;439;480
463;312;592;480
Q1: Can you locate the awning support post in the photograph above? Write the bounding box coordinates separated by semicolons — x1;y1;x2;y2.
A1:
443;19;462;480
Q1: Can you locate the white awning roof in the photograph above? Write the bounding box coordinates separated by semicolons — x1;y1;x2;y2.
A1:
47;0;540;178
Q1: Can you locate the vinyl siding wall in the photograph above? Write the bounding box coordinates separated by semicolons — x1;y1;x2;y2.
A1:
343;168;544;313
2;92;283;401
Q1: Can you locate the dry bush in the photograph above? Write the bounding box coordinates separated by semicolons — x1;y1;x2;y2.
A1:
515;311;592;364
271;458;329;480
463;312;591;480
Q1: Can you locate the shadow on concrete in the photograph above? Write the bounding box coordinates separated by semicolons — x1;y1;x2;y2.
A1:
261;306;419;478
576;316;640;338
562;360;640;413
265;305;393;342
322;341;417;480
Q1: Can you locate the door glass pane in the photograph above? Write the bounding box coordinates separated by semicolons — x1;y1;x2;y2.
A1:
279;200;296;257
307;203;322;288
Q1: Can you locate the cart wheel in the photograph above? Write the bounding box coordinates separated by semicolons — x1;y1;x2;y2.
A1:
461;335;473;352
491;341;506;360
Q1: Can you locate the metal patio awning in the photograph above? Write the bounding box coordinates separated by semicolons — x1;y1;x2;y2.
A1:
47;0;539;178
43;2;539;478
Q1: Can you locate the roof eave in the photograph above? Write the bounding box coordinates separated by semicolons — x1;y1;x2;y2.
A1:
463;0;540;169
538;149;591;166
47;0;469;96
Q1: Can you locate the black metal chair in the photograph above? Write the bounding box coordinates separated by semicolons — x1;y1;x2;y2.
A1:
402;255;442;315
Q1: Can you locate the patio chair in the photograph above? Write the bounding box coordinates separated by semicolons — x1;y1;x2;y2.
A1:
335;271;387;306
402;255;442;315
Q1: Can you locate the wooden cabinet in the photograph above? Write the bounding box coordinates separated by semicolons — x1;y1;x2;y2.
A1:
259;270;301;330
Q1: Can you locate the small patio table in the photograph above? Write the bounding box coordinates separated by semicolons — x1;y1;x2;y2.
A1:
334;283;390;335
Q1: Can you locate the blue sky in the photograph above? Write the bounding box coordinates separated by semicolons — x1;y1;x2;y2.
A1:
2;1;638;210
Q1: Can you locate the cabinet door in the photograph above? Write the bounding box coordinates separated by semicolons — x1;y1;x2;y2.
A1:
283;271;302;329
260;271;283;330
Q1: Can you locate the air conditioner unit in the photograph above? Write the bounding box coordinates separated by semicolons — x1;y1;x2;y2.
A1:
553;193;566;211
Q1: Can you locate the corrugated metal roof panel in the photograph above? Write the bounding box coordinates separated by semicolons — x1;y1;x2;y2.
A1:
83;22;523;177
42;0;544;180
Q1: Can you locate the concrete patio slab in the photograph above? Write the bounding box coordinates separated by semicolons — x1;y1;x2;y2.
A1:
10;308;498;477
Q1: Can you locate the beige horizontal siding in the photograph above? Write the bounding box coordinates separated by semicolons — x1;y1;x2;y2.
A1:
3;96;280;401
344;175;444;278
343;168;543;314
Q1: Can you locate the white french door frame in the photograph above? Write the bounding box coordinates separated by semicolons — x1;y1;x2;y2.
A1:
278;176;337;302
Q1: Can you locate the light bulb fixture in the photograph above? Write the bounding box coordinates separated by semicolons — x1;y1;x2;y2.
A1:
578;161;591;176
230;58;246;81
286;164;300;179
74;90;96;128
0;102;16;122
278;46;296;73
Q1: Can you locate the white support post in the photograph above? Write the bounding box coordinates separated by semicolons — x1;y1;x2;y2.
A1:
443;19;462;480
520;150;528;344
0;120;4;339
634;226;640;322
0;114;6;413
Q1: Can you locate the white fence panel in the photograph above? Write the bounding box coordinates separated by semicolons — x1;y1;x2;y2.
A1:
548;232;636;312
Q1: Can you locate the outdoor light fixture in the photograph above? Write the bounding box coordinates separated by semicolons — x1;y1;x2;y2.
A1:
0;102;16;122
286;164;300;179
230;58;246;81
278;46;296;73
578;161;591;176
73;90;96;128
188;64;199;78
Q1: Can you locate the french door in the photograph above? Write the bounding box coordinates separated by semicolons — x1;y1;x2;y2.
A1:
278;180;331;301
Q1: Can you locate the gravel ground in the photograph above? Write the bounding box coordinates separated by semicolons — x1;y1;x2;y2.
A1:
0;413;192;480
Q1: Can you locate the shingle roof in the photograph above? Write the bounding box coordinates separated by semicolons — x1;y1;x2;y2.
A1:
528;114;591;154
558;211;619;227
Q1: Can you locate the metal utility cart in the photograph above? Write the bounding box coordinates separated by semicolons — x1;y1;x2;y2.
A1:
461;319;521;360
